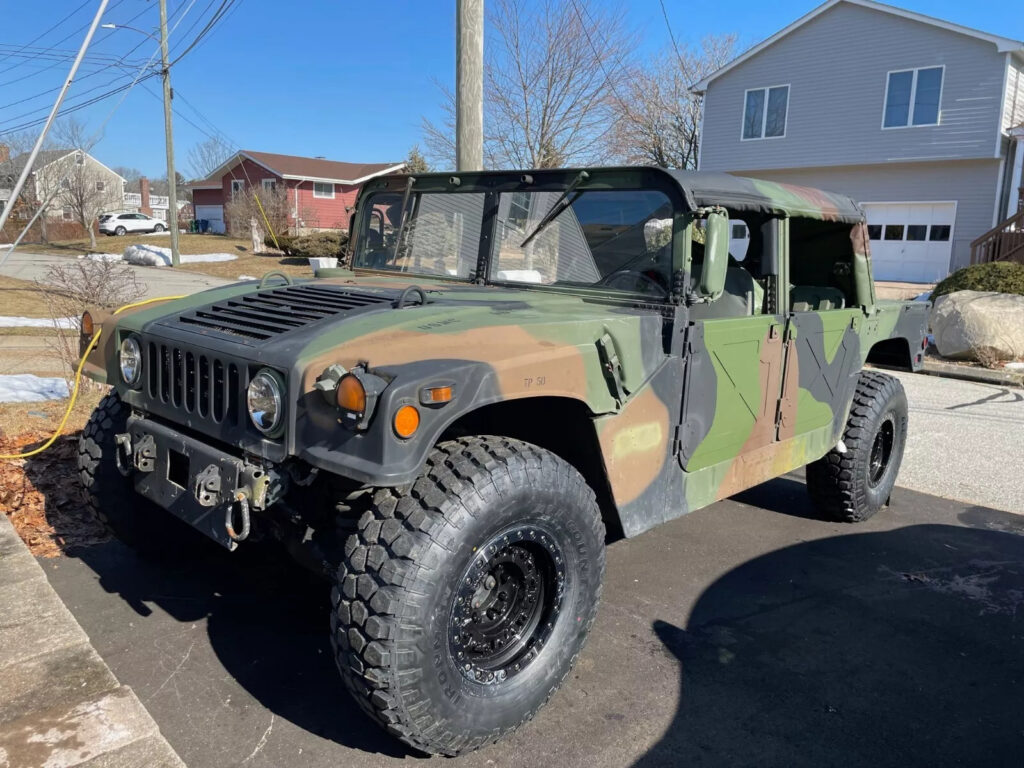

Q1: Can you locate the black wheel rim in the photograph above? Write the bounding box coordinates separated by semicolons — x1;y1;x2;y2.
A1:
449;525;565;686
868;416;895;487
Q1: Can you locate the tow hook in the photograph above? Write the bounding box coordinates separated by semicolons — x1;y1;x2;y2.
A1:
225;491;251;543
114;433;132;476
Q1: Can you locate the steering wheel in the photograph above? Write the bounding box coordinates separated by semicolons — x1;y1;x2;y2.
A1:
598;269;668;298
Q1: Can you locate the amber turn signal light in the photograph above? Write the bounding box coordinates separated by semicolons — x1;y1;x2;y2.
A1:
420;384;454;405
81;311;94;336
393;405;420;438
336;373;367;414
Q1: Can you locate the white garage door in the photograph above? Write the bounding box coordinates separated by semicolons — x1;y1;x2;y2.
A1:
193;204;225;234
862;202;955;283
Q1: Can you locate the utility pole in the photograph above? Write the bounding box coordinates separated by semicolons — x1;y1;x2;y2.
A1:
0;0;110;268
159;0;180;267
455;0;483;172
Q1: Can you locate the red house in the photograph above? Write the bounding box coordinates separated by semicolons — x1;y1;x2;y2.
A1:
189;150;405;235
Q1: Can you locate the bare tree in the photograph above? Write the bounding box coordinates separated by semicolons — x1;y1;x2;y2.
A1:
224;183;289;251
49;118;119;250
187;136;233;180
423;0;635;170
608;35;736;170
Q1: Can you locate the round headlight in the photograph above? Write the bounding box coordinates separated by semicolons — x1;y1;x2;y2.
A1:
119;337;142;385
247;370;284;436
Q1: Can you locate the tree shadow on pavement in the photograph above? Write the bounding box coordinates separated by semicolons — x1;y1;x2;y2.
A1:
634;504;1024;767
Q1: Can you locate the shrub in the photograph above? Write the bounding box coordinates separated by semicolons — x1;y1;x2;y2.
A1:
288;231;349;260
931;261;1024;300
263;232;293;255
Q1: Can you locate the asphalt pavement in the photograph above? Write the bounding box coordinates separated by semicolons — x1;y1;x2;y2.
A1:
39;477;1024;768
0;249;230;298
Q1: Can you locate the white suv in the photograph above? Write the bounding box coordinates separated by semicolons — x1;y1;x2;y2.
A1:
99;212;167;236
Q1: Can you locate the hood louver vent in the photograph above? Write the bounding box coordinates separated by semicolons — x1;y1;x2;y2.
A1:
160;284;394;344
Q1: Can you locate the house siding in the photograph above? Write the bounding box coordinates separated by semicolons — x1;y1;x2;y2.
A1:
700;2;1008;172
191;188;222;207
1003;54;1024;131
291;181;358;231
736;159;1000;272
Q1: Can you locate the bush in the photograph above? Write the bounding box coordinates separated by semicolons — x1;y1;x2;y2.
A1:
931;261;1024;300
288;231;349;260
263;232;293;255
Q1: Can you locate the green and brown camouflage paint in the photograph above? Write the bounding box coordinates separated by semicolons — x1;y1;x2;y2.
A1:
83;167;929;539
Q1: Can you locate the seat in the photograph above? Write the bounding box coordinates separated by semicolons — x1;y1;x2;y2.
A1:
690;267;758;319
790;285;846;311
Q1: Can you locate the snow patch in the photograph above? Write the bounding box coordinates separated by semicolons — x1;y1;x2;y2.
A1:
0;374;69;403
0;316;78;329
81;245;237;267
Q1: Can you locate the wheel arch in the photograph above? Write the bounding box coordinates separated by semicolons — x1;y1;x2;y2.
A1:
865;337;914;371
438;396;624;540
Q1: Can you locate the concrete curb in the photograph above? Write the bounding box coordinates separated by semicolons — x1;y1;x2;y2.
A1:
0;513;186;768
920;359;1024;388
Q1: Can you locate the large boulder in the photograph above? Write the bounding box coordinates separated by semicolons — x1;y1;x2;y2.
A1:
930;290;1024;361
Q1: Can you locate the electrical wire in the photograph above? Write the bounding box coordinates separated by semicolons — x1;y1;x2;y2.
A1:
0;294;186;461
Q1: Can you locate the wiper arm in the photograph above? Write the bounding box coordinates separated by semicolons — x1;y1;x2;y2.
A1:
519;170;589;248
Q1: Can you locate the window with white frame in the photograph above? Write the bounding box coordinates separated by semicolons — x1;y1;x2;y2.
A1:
883;66;943;128
262;178;277;192
62;206;73;220
742;85;789;140
313;181;335;199
231;179;245;198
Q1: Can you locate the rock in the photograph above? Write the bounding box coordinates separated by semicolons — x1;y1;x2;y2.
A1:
930;290;1024;361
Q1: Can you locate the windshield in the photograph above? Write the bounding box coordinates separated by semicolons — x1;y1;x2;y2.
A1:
352;188;675;297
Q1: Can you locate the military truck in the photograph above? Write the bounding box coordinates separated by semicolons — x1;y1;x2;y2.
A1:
78;167;928;755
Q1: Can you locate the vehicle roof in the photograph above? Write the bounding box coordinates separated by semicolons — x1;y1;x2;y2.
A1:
372;166;864;224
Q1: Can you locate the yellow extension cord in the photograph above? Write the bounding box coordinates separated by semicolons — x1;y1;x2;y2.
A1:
0;295;186;461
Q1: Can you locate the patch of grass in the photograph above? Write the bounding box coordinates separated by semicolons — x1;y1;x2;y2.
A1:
16;232;264;257
0;275;50;317
178;253;314;280
0;385;105;441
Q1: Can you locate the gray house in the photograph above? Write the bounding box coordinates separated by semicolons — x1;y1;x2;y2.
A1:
694;0;1024;282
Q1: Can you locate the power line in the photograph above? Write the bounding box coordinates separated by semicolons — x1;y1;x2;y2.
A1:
658;0;688;74
0;0;93;66
169;0;239;66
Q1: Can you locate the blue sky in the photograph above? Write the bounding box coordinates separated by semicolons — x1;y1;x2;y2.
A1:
1;0;1021;178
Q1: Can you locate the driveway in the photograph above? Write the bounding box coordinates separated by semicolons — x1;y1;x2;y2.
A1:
40;479;1024;768
889;370;1024;514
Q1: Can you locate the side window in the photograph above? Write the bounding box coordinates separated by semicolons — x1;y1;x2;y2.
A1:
742;85;789;140
788;219;859;311
689;214;770;320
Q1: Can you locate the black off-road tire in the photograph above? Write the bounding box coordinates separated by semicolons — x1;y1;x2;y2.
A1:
78;391;199;550
330;436;606;756
806;371;908;522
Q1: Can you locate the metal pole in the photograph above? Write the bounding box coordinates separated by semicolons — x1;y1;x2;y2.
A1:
0;0;110;265
159;0;181;267
455;0;483;172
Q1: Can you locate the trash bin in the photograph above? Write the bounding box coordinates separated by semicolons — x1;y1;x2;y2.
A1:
199;219;209;233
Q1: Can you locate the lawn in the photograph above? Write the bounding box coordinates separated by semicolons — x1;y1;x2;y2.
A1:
0;275;50;317
15;233;316;281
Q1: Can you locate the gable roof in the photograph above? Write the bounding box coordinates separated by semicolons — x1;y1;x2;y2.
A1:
190;150;406;188
692;0;1024;93
2;149;126;182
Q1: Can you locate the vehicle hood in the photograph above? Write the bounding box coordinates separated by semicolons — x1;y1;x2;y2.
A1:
110;274;665;408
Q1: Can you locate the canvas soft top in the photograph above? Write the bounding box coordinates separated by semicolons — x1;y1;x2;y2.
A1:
361;166;865;224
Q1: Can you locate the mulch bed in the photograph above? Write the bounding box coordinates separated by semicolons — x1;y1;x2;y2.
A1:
0;432;109;557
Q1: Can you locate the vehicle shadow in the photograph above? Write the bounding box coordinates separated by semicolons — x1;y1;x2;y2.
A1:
21;443;414;759
633;503;1024;767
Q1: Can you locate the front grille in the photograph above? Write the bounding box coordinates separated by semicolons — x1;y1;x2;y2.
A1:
165;284;393;344
145;341;241;425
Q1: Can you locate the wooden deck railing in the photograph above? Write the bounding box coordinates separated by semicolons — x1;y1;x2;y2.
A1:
970;207;1024;265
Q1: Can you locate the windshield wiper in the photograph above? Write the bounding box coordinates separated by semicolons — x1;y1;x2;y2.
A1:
519;170;589;248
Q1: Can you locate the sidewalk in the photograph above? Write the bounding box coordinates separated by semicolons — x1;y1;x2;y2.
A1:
0;249;230;299
0;513;186;767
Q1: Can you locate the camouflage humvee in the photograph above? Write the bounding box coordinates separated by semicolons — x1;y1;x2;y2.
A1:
79;167;928;755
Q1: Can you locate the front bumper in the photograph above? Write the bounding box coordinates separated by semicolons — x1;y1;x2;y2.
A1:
120;416;276;551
